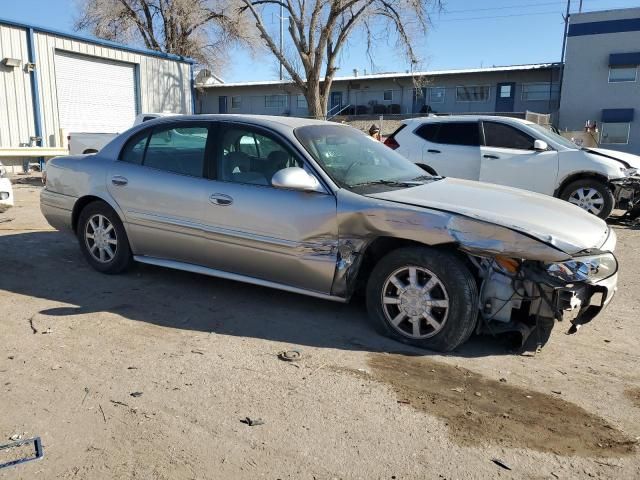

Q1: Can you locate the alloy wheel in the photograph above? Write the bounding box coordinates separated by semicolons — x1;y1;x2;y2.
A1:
85;214;118;263
568;187;605;216
380;266;450;339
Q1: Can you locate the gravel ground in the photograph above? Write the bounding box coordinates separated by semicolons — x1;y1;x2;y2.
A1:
1;182;639;479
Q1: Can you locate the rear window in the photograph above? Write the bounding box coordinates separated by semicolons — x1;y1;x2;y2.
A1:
417;122;480;146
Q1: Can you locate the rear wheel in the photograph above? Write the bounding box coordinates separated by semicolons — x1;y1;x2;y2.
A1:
366;247;478;352
560;179;614;219
77;201;132;274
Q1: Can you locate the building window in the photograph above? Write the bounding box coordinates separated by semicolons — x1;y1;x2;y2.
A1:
521;83;559;101
231;96;241;109
297;95;308;108
265;94;288;108
499;85;512;98
429;87;445;103
609;65;637;83
600;122;630;144
383;90;393;101
456;85;490;102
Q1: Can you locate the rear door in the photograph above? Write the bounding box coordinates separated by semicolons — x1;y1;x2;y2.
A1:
107;122;212;264
418;121;482;179
198;122;338;293
479;121;559;194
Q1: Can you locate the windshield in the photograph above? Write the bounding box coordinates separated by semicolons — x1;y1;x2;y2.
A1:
527;123;580;150
294;124;431;190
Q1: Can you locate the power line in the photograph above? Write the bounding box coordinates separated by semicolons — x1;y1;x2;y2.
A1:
441;1;566;15
437;10;565;22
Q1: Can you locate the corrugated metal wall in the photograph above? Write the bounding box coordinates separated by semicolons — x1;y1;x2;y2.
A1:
0;24;36;147
0;22;192;148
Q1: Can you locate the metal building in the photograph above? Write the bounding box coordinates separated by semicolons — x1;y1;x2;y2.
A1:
559;7;640;153
0;17;194;172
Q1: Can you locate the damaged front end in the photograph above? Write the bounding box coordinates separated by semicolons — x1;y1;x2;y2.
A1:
471;250;618;351
611;174;640;219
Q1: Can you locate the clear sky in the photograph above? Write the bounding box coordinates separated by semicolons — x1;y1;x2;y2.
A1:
1;0;639;82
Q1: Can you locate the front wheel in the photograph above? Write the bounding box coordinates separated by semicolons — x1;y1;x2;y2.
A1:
366;247;478;352
560;179;615;219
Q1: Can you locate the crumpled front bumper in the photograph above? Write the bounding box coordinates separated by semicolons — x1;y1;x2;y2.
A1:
553;271;618;333
611;175;640;216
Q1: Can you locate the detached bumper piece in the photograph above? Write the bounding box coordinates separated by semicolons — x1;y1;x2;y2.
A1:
555;284;612;334
611;175;640;218
0;437;43;470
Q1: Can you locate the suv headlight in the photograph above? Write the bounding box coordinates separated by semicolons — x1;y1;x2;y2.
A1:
546;253;617;283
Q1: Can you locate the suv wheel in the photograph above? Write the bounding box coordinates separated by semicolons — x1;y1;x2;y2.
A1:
560;179;614;219
77;201;132;273
366;247;478;352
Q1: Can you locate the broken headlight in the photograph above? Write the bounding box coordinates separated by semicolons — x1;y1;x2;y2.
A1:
621;167;638;177
546;253;617;283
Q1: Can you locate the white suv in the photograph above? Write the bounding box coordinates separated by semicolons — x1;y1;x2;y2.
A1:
386;115;640;218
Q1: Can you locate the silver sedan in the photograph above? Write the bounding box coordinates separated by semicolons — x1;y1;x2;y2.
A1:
41;115;618;352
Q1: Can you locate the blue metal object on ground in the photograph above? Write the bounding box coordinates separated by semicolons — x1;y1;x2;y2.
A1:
0;437;44;470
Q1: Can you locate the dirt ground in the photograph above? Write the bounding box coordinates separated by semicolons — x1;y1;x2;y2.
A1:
1;181;640;479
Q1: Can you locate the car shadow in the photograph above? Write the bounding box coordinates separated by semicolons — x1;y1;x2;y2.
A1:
0;231;514;357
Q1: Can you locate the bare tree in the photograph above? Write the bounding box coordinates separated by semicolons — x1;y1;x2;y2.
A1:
239;0;442;118
75;0;255;69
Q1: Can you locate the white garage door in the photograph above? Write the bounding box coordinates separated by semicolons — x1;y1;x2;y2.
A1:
55;52;138;133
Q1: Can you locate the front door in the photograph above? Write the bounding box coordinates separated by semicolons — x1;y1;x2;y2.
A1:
479;120;559;195
107;122;212;264
330;92;343;112
495;82;515;112
419;121;482;180
219;96;228;113
199;122;338;293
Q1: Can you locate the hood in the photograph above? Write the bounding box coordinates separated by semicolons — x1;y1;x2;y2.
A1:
368;178;609;255
586;148;640;170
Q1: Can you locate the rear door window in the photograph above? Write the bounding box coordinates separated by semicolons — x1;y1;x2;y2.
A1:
144;125;209;177
434;122;480;146
483;121;535;150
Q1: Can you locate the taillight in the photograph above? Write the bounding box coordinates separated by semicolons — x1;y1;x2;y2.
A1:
384;136;400;149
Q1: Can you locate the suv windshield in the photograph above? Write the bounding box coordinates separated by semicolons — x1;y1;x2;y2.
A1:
527;123;579;150
295;124;431;190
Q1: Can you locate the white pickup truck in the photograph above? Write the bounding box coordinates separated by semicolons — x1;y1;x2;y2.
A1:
68;113;177;155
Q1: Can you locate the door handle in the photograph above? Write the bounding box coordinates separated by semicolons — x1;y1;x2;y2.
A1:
111;176;128;186
483;154;500;160
209;193;233;206
427;149;441;154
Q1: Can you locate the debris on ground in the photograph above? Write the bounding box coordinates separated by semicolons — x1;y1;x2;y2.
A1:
240;417;265;426
130;392;143;398
491;458;512;471
0;437;43;470
277;350;302;362
28;316;38;334
191;350;204;355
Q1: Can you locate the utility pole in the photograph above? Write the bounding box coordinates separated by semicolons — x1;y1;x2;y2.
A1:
579;0;583;12
560;0;571;63
557;0;571;128
279;4;284;80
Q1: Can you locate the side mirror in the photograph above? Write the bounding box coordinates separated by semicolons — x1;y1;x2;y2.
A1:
272;167;322;192
533;139;548;151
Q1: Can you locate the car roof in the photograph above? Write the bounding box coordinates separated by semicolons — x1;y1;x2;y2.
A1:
144;114;337;129
402;115;535;126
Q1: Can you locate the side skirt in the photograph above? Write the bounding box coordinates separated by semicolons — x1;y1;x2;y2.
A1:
133;255;348;303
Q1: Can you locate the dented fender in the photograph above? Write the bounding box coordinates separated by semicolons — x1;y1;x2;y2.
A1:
330;190;570;298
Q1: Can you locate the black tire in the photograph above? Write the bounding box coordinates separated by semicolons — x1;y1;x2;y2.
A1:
366;247;478;352
77;201;132;274
559;178;615;219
